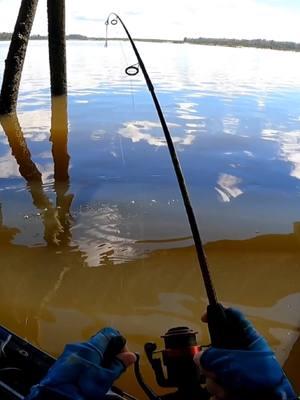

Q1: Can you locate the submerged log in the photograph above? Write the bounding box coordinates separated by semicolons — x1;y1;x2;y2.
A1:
0;0;39;115
47;0;67;96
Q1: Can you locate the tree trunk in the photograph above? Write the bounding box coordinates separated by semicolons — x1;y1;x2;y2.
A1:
0;0;39;115
47;0;67;96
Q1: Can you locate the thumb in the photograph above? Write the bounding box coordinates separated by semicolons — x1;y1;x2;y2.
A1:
117;352;137;368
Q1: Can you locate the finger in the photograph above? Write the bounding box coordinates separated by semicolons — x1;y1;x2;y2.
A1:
118;344;129;353
117;351;137;368
89;327;122;354
108;357;126;379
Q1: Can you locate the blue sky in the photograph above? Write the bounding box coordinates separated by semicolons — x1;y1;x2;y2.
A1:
0;0;300;41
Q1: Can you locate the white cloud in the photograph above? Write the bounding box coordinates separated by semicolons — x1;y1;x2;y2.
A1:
0;0;300;41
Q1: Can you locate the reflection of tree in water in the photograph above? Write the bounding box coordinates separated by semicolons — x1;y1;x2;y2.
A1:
0;204;19;244
0;97;72;247
0;96;87;343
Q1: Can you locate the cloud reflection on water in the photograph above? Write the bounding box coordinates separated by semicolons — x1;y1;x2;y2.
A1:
215;173;243;202
1;41;300;247
262;128;300;180
0;151;19;178
118;120;201;148
2;41;300;102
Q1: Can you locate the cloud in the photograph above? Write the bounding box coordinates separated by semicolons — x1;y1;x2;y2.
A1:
75;16;104;23
1;0;300;41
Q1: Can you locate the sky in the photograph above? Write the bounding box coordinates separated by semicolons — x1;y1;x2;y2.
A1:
0;0;300;41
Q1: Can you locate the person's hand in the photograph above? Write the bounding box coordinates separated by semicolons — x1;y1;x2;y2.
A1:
194;308;296;400
26;327;137;400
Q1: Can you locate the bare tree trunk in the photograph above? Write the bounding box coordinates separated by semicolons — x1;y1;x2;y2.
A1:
0;0;39;115
47;0;67;96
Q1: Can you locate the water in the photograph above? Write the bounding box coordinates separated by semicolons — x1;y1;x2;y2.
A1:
0;40;300;394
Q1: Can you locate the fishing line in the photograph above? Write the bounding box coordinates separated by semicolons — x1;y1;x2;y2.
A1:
105;13;218;307
119;40;136;111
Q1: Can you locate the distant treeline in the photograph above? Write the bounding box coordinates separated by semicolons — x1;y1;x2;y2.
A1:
0;33;91;41
1;32;300;52
0;32;12;40
0;32;182;43
184;37;300;52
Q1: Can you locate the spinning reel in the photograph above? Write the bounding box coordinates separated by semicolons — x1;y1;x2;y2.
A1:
134;326;210;400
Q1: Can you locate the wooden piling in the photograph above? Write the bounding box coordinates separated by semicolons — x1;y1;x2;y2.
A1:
0;0;39;115
47;0;67;96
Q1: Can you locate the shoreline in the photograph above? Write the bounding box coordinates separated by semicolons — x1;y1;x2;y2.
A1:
0;35;300;53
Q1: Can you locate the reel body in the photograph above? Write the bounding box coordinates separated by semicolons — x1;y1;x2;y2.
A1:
135;327;210;400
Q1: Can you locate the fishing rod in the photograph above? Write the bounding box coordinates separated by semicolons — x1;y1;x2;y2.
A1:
105;12;218;307
104;15;242;399
104;21;250;395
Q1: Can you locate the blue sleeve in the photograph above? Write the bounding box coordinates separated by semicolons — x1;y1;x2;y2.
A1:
201;308;297;400
25;328;126;400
